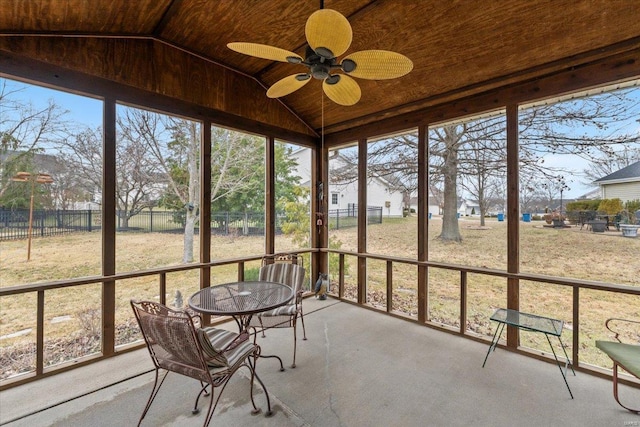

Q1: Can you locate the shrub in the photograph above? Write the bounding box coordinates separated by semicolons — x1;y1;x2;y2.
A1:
566;199;601;211
624;199;640;213
598;198;623;215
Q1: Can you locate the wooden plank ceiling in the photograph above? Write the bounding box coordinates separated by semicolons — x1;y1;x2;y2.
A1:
1;0;640;142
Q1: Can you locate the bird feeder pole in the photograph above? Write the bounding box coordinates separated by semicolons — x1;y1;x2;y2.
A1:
11;172;54;261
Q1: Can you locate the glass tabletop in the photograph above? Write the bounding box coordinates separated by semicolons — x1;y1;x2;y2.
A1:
490;308;564;336
189;281;294;316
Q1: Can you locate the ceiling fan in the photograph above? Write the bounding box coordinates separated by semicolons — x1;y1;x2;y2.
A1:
227;7;413;106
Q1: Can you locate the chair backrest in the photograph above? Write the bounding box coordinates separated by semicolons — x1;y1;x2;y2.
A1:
131;300;210;383
261;253;303;268
259;262;306;294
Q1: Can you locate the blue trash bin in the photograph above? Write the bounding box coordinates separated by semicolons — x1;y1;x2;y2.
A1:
428;212;432;219
457;212;460;218
497;213;504;222
522;213;531;222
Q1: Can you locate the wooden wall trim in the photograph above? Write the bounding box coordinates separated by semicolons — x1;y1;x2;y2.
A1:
0;49;318;145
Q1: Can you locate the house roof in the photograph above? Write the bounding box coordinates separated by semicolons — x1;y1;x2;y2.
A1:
594;160;640;184
1;1;640;146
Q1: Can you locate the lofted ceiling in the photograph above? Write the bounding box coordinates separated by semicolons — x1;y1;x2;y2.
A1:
1;0;640;143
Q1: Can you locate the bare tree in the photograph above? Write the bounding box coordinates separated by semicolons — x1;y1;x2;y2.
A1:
0;80;69;198
118;107;263;263
58;126;160;228
358;86;640;242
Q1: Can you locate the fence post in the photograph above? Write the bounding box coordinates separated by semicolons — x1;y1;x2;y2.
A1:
88;210;92;232
225;212;229;235
150;209;153;232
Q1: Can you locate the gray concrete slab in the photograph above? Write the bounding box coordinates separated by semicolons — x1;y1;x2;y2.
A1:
1;299;638;427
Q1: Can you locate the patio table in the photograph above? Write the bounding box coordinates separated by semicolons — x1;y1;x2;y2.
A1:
189;281;294;370
482;308;576;398
189;281;294;332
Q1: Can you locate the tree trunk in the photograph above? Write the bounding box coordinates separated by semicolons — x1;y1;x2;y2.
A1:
439;129;462;242
182;121;200;263
183;208;195;263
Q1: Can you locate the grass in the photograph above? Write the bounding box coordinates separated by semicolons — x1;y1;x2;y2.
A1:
1;216;638;375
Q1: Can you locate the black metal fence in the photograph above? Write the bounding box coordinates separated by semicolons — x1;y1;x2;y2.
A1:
0;206;383;241
327;206;383;229
0;208;99;241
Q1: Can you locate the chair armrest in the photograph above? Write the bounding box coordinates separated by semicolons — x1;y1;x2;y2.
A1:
605;318;640;344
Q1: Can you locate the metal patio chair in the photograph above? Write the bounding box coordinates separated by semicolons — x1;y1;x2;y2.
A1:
130;300;271;426
248;253;307;368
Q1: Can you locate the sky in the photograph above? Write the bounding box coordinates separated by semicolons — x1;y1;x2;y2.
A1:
3;77;639;199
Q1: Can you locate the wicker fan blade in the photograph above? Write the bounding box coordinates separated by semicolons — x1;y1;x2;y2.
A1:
322;74;361;106
227;42;302;63
305;9;352;58
267;74;311;98
343;50;413;80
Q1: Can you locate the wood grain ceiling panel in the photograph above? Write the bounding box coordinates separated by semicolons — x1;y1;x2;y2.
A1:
0;0;171;33
259;0;640;131
158;0;372;75
1;0;640;138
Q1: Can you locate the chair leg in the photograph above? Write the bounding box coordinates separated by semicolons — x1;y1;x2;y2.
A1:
613;363;640;414
259;318;267;338
291;317;298;368
299;309;307;341
138;369;169;426
192;382;210;414
249;353;273;416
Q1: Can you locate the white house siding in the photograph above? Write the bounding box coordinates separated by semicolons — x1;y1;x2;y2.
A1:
602;182;640;203
289;147;312;186
291;147;406;217
368;180;404;217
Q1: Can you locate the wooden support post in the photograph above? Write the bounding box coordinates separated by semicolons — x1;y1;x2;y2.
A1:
201;121;212;290
265;136;275;256
417;125;429;323
357;138;367;305
506;104;520;348
102;97;116;357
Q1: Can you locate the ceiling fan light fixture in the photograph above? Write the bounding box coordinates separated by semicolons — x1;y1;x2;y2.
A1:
311;63;330;80
287;56;303;64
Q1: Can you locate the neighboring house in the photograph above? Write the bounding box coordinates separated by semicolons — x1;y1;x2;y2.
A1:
458;199;480;216
290;147;406;217
289;146;312;188
593;160;640;203
409;195;441;216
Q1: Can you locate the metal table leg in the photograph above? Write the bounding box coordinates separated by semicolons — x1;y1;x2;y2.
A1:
545;333;574;399
482;321;506;368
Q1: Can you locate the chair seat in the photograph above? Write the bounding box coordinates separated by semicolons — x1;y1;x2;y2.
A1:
256;303;299;317
596;341;640;377
197;327;254;368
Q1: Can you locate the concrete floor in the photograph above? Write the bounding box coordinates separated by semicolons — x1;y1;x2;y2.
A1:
1;298;638;427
